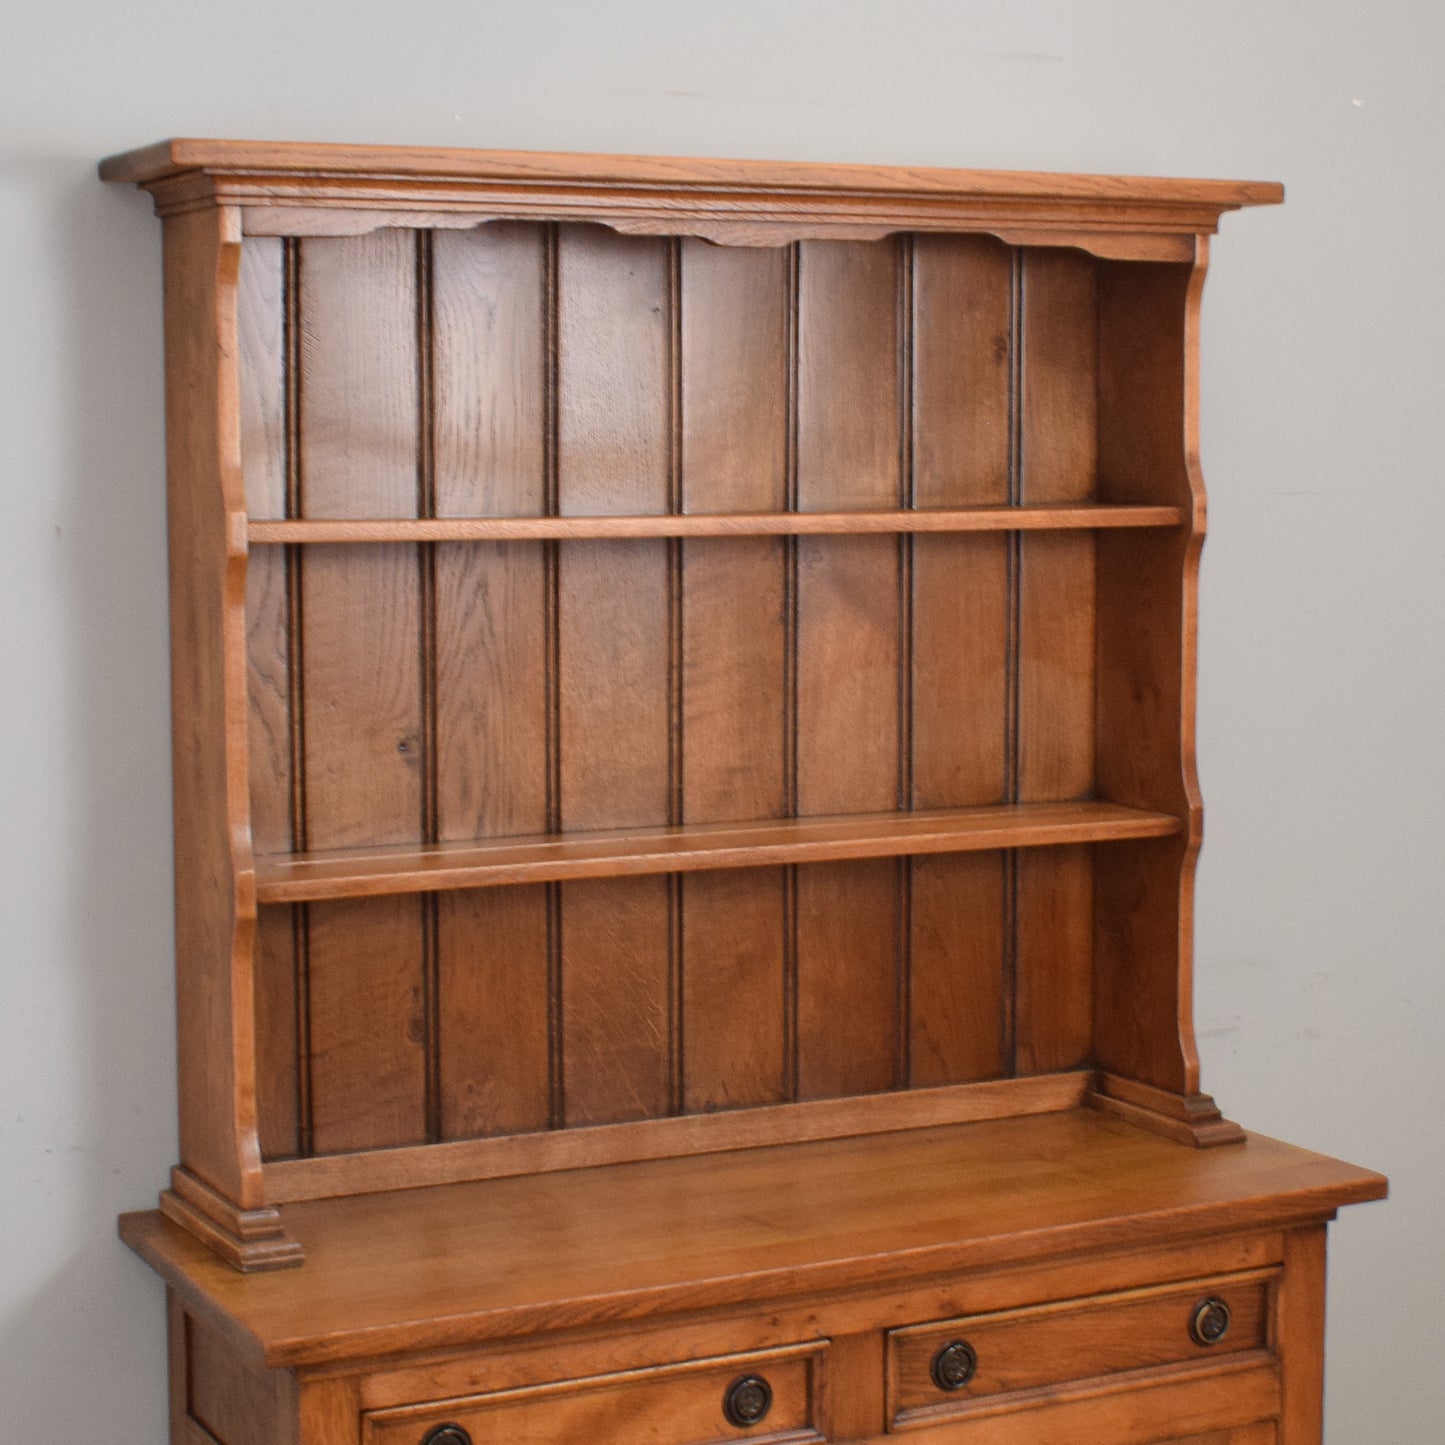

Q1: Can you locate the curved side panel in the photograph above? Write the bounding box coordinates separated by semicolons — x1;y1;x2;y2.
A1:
1090;240;1239;1142
158;205;294;1259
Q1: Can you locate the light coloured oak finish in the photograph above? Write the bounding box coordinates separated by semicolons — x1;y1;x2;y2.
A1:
101;139;1380;1445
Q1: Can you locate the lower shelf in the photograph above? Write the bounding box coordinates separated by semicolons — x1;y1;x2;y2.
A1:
253;800;1183;903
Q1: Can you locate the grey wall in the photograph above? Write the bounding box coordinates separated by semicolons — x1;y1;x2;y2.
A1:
2;2;1437;1438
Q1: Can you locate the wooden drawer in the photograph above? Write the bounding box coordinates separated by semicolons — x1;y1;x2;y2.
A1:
363;1342;827;1445
886;1270;1274;1432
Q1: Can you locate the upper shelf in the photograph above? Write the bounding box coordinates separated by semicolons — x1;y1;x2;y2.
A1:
253;801;1182;904
98;140;1283;254
246;503;1186;546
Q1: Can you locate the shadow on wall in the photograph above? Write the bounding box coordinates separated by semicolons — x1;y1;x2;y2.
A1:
0;151;176;1440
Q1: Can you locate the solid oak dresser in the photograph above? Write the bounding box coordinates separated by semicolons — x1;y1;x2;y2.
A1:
101;139;1384;1445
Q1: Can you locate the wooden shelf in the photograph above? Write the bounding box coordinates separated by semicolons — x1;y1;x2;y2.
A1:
253;801;1183;903
246;503;1185;546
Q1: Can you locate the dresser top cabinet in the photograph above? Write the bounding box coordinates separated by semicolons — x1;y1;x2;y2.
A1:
101;141;1381;1441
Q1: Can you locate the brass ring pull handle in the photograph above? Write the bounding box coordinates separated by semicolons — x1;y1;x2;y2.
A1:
420;1426;472;1445
1191;1297;1232;1346
723;1373;773;1427
931;1339;978;1391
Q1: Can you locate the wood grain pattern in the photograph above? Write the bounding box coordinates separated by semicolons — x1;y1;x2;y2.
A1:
796;860;901;1098
437;885;551;1138
681;870;788;1111
561;876;672;1126
123;1111;1384;1369
434;540;548;841
253;906;300;1160
557;227;669;517
430;223;551;848
187;1308;290;1445
912;234;1012;508
432;223;547;518
237;236;287;520
306;895;426;1154
1015;845;1094;1074
909;853;1007;1086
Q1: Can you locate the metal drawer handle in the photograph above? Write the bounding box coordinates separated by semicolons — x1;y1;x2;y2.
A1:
1191;1296;1232;1346
421;1426;472;1445
723;1372;773;1427
931;1338;978;1391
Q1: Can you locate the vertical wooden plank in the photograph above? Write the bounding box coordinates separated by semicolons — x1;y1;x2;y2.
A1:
1277;1225;1328;1445
908;854;1007;1086
557;226;671;830
912;234;1013;508
428;226;553;1137
795;535;900;814
911;234;1012;806
433;540;548;842
433;223;548;518
245;547;293;854
562;876;672;1125
1017;248;1097;801
167;1292;188;1445
238;237;287;519
1012;250;1098;1077
793;239;903;1099
1021;248;1097;501
296;1377;361;1445
680;240;789;514
307;895;426;1154
432;223;550;842
796;860;900;1098
438;885;551;1138
253;906;299;1160
295;233;427;1155
556;226;670;518
679;242;790;1112
555;227;674;1124
796;240;902;813
236;240;306;1166
298;231;423;847
299;230;420;518
238;236;293;855
1014;844;1094;1073
907;237;1013;1088
558;541;669;830
797;240;902;510
682;869;787;1111
299;543;423;850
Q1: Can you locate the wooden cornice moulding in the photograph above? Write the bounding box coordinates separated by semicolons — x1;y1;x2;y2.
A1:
98;138;1284;253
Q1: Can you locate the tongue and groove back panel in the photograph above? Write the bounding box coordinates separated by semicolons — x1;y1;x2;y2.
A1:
239;221;1174;1163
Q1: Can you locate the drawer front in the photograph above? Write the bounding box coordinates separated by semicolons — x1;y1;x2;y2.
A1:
363;1342;827;1445
887;1271;1273;1430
